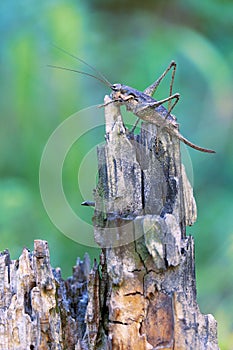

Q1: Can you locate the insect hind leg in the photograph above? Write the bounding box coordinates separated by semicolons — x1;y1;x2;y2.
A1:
167;61;177;111
155;93;180;152
143;61;177;100
130;92;179;134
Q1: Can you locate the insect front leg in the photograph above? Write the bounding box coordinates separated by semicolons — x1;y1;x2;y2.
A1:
99;93;135;108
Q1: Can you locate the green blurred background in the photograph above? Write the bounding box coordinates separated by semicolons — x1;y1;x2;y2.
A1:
1;0;233;348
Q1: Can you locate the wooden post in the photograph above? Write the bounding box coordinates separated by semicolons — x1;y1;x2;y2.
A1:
0;95;219;349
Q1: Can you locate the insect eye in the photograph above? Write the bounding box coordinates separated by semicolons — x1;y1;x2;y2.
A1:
111;83;121;91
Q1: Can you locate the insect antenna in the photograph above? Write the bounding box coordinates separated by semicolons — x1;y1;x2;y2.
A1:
47;64;111;87
52;45;112;87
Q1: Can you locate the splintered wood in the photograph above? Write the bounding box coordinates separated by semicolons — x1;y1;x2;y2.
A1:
0;241;91;350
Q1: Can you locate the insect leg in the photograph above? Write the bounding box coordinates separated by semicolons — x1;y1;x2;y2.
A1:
131;117;141;133
130;93;179;134
139;93;180;110
143;61;177;98
165;93;180;119
155;93;180;151
167;61;177;111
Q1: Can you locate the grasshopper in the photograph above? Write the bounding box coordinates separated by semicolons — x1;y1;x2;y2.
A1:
49;48;215;153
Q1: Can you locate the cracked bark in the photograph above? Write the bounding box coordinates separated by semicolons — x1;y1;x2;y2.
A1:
0;95;219;349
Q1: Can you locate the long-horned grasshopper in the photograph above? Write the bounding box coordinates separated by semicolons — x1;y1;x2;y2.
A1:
49;48;215;154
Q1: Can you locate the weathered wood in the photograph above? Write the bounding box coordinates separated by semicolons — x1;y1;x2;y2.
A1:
0;95;219;349
90;96;219;349
0;241;91;349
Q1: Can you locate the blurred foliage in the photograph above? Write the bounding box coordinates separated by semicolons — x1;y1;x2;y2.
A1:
0;0;233;348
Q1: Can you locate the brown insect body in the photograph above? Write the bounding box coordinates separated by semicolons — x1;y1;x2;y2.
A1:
110;82;215;154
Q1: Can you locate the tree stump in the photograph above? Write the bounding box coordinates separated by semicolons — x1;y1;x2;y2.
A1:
0;95;219;349
90;96;219;349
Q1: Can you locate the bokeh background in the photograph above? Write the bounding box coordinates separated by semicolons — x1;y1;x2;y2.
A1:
1;0;233;348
